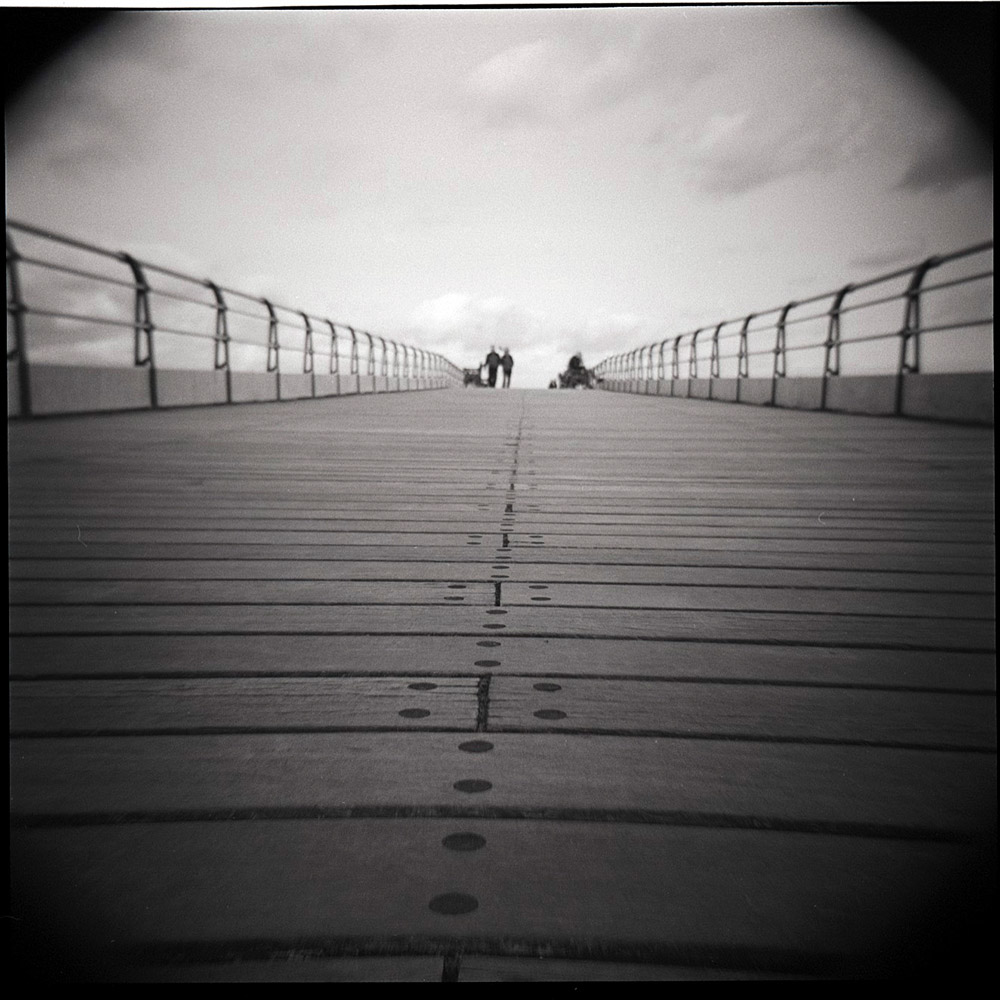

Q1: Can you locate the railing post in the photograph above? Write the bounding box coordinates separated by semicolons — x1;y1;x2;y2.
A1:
689;328;701;380
326;321;339;375
206;281;232;404
301;312;316;397
896;257;938;414
122;253;157;409
671;335;682;381
709;322;723;398
380;336;389;378
657;340;668;382
6;230;32;418
262;298;280;400
772;301;794;405
392;341;400;378
365;331;376;380
348;326;359;375
402;344;411;382
822;284;852;411
645;343;655;380
736;313;753;402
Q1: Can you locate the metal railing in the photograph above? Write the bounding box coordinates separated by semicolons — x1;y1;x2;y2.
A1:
7;220;465;417
595;241;993;415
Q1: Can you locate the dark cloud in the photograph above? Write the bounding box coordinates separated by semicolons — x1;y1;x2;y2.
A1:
895;126;992;193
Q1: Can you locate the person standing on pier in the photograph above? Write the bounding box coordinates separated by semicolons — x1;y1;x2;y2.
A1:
501;348;514;388
485;346;501;387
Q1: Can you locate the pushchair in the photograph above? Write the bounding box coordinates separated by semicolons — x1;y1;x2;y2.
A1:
463;367;486;387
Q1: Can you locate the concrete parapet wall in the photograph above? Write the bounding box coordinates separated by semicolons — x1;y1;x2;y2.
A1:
232;372;278;403
711;378;739;402
824;375;896;416
900;373;993;424
278;372;314;400
737;378;773;406
29;364;151;415
775;377;824;411
7;362;454;418
158;370;229;408
600;371;992;424
313;374;340;397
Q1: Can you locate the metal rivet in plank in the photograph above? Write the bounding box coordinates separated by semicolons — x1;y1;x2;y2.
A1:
534;709;567;720
399;708;431;718
442;833;486;852
459;740;494;753
476;641;500;647
474;660;500;667
483;623;505;629
448;584;467;589
533;682;562;692
454;779;492;793
529;585;548;590
429;893;479;915
486;609;507;615
409;682;438;691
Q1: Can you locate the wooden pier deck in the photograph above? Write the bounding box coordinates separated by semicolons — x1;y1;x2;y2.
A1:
9;388;996;981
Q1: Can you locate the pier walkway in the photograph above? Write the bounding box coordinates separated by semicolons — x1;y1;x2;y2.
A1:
9;387;996;981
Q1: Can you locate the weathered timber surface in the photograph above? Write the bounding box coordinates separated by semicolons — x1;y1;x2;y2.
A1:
9;388;996;982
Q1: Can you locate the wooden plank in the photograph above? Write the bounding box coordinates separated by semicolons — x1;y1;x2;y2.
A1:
12;579;992;618
10;580;496;606
10;677;479;735
119;958;444;982
9;542;993;573
11;733;995;835
10;604;994;650
8;515;991;541
10;821;981;963
10;636;995;690
487;677;995;749
7;526;991;551
456;957;812;980
8;558;994;592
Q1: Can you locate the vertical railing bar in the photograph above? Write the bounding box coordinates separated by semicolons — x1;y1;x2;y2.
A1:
122;253;158;409
822;284;852;411
326;320;339;375
262;297;280;400
6;230;32;417
772;301;795;405
348;326;359;376
896;256;939;415
301;312;316;397
206;280;232;404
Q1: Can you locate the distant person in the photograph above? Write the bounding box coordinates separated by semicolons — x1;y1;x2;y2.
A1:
501;348;514;387
485;346;501;387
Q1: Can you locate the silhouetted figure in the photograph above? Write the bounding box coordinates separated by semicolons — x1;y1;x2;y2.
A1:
485;346;501;387
557;353;594;388
501;348;514;387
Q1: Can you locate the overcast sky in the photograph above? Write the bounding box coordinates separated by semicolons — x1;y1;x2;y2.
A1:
6;6;992;386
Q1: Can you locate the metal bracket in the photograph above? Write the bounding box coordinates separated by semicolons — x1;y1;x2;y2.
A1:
824;284;852;378
774;302;795;379
738;314;754;379
348;326;359;375
899;257;939;376
326;321;339;374
689;329;702;379
206;281;230;371
262;298;280;373
710;322;724;378
301;313;315;374
6;230;32;417
122;253;158;407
